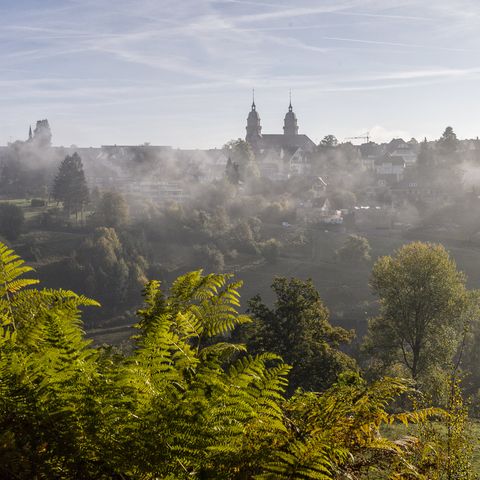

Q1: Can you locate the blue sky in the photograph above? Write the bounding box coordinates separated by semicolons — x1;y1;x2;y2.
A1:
2;0;480;148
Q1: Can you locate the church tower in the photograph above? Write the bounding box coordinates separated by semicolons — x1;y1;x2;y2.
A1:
246;90;262;146
283;93;299;137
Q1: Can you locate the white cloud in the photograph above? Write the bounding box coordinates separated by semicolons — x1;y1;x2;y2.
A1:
368;125;412;143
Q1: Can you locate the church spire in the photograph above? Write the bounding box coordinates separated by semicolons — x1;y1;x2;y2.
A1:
28;125;33;141
246;89;262;146
284;91;298;136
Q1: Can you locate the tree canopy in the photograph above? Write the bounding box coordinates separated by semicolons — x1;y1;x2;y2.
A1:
0;203;24;241
319;134;338;148
363;242;472;396
336;235;371;264
51;152;89;219
437;126;460;157
91;190;129;228
244;277;356;392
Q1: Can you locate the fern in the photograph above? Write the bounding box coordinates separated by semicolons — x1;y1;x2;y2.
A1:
0;244;450;479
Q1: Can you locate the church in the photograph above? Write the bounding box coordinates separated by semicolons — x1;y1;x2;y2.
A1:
245;96;316;153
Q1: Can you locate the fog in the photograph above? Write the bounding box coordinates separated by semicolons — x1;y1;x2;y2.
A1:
3;119;480;336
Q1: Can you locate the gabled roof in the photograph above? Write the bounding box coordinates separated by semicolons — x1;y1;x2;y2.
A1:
258;133;316;151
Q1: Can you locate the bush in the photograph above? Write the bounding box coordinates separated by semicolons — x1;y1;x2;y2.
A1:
260;238;281;264
336;235;371;263
0;203;25;240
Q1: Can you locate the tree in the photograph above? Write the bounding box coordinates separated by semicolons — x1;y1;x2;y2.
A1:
245;277;356;392
72;227;147;308
91;191;129;228
336;234;371;263
260;238;281;264
363;242;471;389
329;190;356;209
417;137;434;177
0;203;24;241
437;126;459;156
319;134;338;148
225;157;240;185
51;152;89;222
223;138;260;181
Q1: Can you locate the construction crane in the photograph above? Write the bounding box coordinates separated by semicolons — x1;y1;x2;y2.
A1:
345;132;370;143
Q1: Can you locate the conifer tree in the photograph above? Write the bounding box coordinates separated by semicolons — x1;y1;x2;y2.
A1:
52;152;89;222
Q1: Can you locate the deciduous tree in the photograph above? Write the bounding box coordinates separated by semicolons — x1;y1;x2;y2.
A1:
363;242;471;390
336;234;371;263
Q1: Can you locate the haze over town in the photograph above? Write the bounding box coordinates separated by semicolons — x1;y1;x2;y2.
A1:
5;2;480;478
3;0;480;148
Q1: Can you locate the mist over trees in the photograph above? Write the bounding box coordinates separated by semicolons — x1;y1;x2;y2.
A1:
4;118;480;475
52;152;89;221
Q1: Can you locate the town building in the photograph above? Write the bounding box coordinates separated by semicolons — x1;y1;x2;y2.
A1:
245;98;316;153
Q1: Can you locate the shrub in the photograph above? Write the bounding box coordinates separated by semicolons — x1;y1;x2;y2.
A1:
336;234;371;263
0;203;25;240
260;238;281;264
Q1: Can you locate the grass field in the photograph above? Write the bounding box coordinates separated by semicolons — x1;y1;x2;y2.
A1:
81;223;480;346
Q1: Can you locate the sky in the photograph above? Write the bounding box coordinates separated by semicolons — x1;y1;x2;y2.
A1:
2;0;480;148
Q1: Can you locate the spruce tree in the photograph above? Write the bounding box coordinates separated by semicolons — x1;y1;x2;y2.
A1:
52;152;89;222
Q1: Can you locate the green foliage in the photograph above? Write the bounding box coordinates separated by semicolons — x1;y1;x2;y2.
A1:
438;126;460;157
90;190;130;228
51;152;89;218
0;203;25;241
244;277;356;392
363;242;473;398
260;373;442;479
336;234;371;264
412;379;477;479
260;238;281;264
72;227;148;307
319;134;338;148
0;242;101;478
223;139;260;181
0;242;465;479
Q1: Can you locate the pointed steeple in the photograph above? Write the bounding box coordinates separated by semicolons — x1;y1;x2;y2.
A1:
246;89;262;145
28;125;33;141
284;91;298;136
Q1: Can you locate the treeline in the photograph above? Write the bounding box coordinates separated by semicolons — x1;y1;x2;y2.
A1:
0;150;303;322
0;241;479;478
